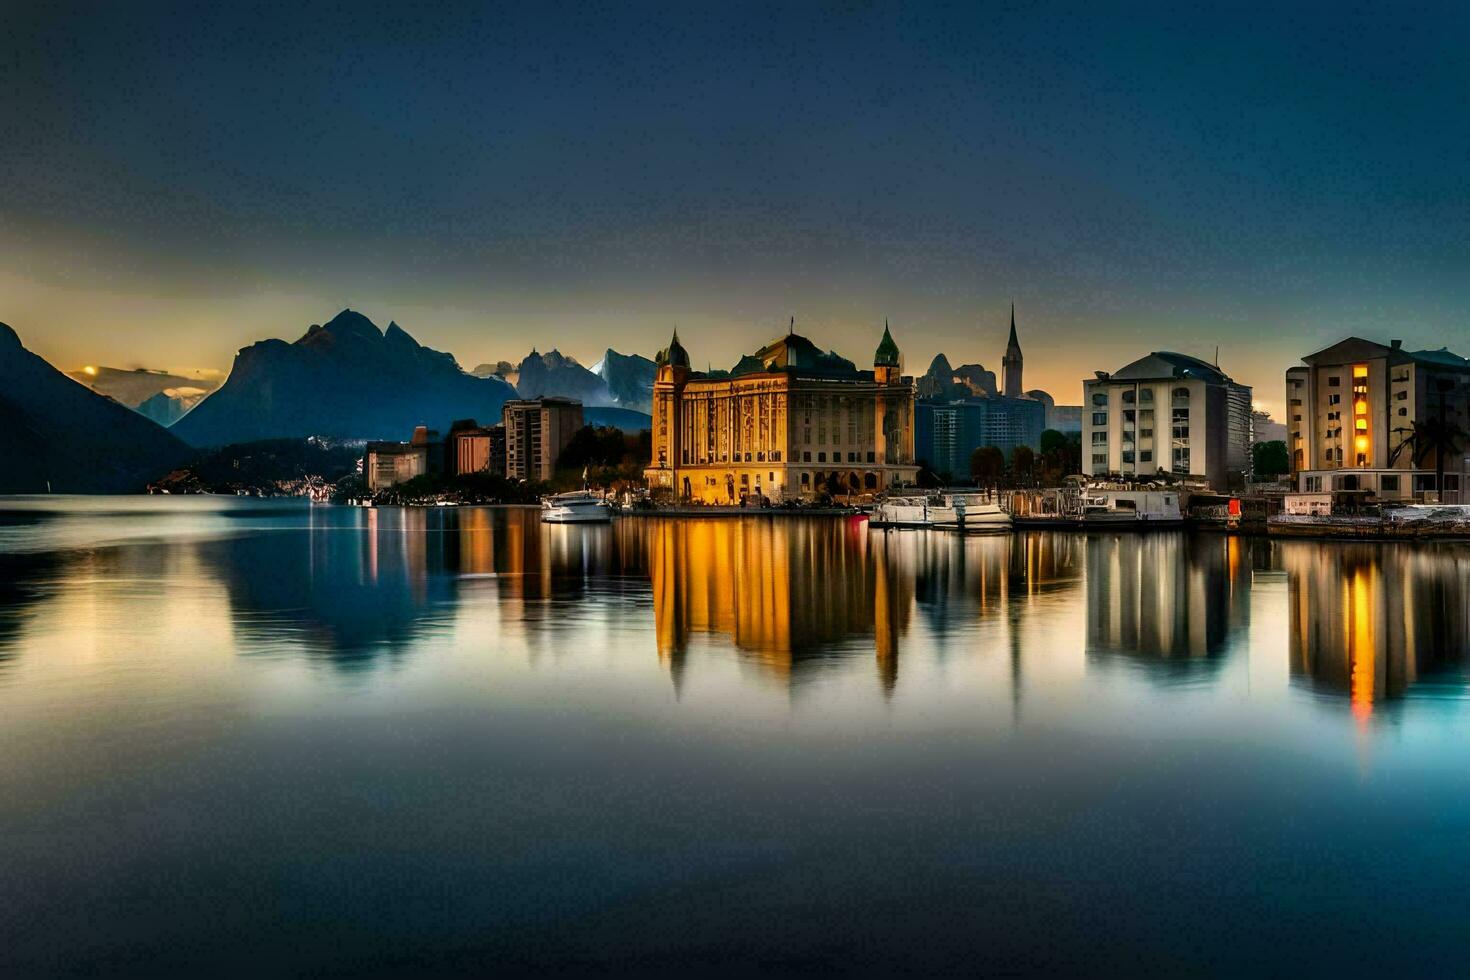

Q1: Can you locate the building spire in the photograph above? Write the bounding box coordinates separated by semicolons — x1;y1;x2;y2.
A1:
661;325;689;368
1002;303;1023;397
874;317;900;368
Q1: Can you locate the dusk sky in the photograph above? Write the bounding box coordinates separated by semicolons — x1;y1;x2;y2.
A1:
3;1;1468;414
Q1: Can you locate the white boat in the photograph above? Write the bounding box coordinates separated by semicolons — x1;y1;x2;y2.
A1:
1080;490;1183;526
541;491;614;524
869;491;1012;532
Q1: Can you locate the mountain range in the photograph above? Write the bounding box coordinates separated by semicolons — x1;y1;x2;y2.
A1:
171;311;520;447
0;323;189;492
167;311;653;447
474;348;656;412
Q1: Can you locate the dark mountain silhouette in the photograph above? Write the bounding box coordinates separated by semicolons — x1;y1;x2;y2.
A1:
953;362;998;396
171;310;516;447
591;348;656;412
917;354;997;399
0;323;189;492
476;347;656;414
512;348;611;404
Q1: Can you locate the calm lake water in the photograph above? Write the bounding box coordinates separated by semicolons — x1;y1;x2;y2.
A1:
2;497;1470;976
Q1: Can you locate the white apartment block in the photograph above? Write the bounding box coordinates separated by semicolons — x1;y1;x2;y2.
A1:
1082;352;1252;491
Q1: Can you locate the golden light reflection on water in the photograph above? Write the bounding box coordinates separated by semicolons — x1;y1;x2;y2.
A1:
0;502;1467;716
1284;542;1470;712
641;518;900;685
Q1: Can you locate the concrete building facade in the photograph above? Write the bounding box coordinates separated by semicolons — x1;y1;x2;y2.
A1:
1285;337;1470;501
1082;352;1252;490
503;397;583;481
364;425;438;491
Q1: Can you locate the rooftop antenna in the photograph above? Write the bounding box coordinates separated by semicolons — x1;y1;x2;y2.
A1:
1215;345;1219;366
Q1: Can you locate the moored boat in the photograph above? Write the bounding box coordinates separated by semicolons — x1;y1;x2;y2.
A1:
541;491;613;524
869;491;1012;532
1080;490;1183;526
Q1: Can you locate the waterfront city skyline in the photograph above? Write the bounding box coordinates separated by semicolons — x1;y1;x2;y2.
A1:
6;2;1470;417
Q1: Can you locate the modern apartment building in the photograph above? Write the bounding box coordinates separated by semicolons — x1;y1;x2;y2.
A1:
1285;338;1470;501
503;397;583;481
1082;352;1252;490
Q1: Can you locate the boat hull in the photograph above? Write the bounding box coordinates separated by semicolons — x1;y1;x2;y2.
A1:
542;510;613;524
541;492;614;524
869;494;1012;532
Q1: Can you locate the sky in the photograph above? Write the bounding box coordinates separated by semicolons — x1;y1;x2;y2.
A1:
2;1;1468;415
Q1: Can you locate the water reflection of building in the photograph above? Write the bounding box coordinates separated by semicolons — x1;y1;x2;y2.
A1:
1285;542;1470;715
643;518;912;690
1085;533;1251;665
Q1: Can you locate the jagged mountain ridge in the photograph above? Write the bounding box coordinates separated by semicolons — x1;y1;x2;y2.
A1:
917;354;998;399
512;349;611;405
0;323;189;492
170;310;517;447
590;349;655;412
473;347;656;413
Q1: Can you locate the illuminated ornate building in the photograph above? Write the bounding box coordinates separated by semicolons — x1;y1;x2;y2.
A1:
644;322;918;502
1285;337;1470;502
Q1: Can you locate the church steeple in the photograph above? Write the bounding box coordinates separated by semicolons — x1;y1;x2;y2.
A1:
1002;303;1023;397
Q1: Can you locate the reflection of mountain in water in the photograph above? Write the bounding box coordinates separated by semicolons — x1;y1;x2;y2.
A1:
1285;542;1470;714
642;518;912;691
1085;533;1252;672
0;550;59;671
196;508;458;669
195;507;642;670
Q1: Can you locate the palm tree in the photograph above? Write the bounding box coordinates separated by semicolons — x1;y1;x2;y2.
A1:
1390;379;1465;498
1391;418;1465;493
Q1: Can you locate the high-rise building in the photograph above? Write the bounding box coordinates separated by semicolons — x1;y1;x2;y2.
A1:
914;397;1046;479
643;322;918;502
1286;338;1470;501
503;397;583;481
1002;303;1024;398
1082;352;1252;490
